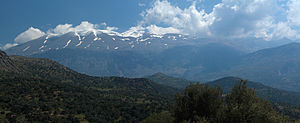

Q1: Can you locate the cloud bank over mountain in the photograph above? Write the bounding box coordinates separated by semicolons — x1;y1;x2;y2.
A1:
14;27;45;43
3;0;300;49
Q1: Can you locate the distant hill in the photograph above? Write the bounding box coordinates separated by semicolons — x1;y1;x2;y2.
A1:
146;72;194;89
30;48;161;77
0;50;179;122
147;73;300;106
206;77;300;106
209;43;300;92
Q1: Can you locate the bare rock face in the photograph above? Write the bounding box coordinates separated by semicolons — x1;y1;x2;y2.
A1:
0;50;19;72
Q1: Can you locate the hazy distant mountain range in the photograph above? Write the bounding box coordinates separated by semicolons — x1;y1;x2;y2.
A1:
5;31;300;92
208;43;300;92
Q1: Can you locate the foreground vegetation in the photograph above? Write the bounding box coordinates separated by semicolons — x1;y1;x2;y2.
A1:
144;80;300;123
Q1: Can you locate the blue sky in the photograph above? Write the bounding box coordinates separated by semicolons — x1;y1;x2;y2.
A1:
0;0;147;44
1;0;300;49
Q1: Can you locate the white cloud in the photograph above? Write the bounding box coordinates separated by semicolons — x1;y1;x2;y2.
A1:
100;22;107;26
141;0;214;36
106;26;119;31
146;25;180;35
74;21;98;35
47;24;73;36
47;21;99;36
121;26;145;38
272;22;298;39
140;0;300;40
138;3;146;7
287;0;300;26
3;43;18;50
14;27;45;43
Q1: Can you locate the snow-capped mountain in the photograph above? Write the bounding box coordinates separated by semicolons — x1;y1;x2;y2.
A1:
6;30;190;56
5;30;300;92
5;30;245;78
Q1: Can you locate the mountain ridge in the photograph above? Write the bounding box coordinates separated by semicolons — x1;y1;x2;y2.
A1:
206;76;300;106
211;42;300;92
147;73;300;106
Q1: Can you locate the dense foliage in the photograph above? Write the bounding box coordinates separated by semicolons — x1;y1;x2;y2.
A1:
0;76;178;122
145;80;291;123
0;53;179;122
222;81;284;123
174;84;223;122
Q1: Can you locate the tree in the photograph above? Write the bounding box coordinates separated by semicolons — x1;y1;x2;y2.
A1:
224;80;286;123
173;83;223;123
172;80;287;123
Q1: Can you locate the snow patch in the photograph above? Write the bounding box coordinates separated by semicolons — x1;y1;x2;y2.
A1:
23;46;30;52
94;37;100;41
139;38;150;42
63;40;72;48
39;45;45;50
151;34;163;38
74;33;81;40
121;38;130;41
76;41;83;47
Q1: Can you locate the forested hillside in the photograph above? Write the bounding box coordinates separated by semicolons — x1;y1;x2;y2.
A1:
0;51;178;122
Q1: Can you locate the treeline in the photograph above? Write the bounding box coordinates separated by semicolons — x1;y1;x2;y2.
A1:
143;80;299;123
